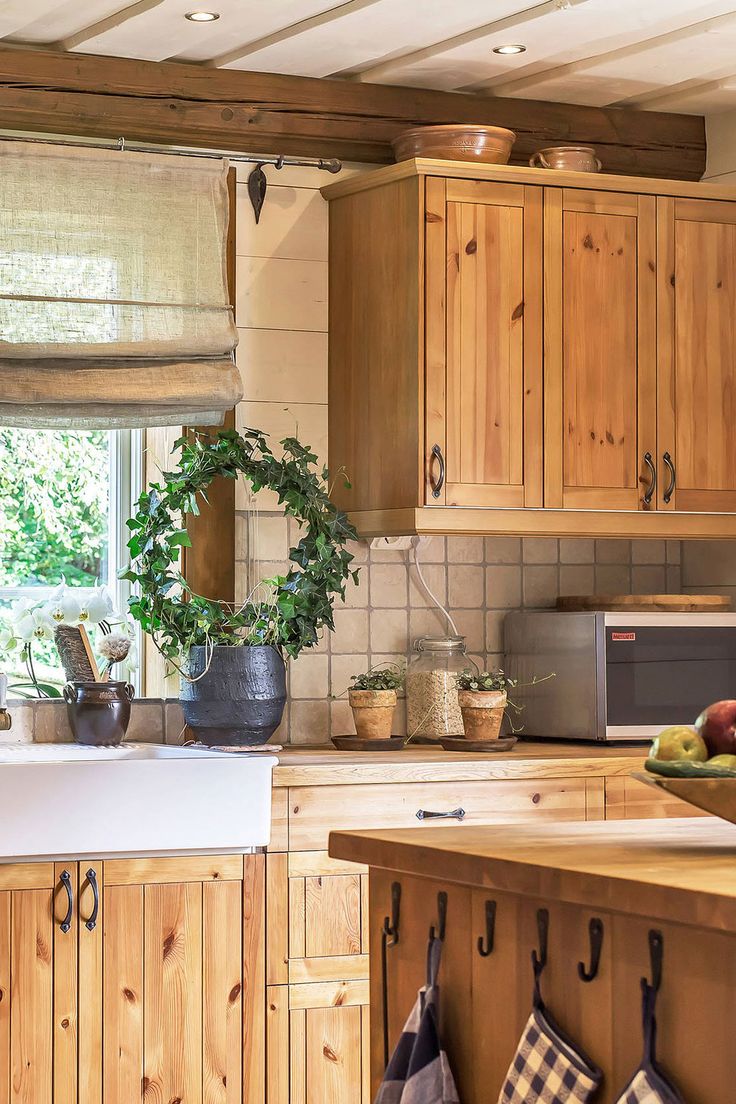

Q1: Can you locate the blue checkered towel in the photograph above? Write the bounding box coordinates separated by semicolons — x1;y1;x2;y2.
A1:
375;936;460;1104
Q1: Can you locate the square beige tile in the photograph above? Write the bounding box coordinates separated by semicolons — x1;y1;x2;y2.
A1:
408;562;447;609
331;608;370;653
371;563;408;608
330;698;355;737
164;701;186;745
485;566;522;609
485;611;507;654
523;565;559;609
336;573;368;609
666;565;682;594
330;654;365;698
667;541;682;565
681;540;736;587
249;514;289;563
289;654;329;699
523;538;559;564
559;564;595;598
126;701;165;743
409;607;451;642
413;536;446;563
595;540;631;565
289;700;330;745
485;537;521;564
631;565;667;594
559;539;594;565
448;564;484;608
448;609;484;655
446;536;483;563
32;701;71;744
595;565;631;593
632;540;666;565
370;609;408;654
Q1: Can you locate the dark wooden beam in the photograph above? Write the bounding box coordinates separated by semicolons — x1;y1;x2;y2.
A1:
0;46;705;179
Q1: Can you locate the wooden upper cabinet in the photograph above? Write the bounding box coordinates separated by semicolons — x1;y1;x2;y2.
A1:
425;178;543;507
544;189;657;511
658;197;736;512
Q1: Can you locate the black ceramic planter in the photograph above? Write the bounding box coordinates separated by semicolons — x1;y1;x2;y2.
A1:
180;644;287;746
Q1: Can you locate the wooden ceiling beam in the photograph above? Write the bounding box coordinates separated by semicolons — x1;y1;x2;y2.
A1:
55;0;165;52
0;44;705;179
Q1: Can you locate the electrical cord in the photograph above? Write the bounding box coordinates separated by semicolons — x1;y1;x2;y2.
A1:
410;536;459;636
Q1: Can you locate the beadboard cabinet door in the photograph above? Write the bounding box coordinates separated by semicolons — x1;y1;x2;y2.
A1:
0;864;74;1104
657;196;736;512
425;177;543;508
79;856;245;1104
544;188;657;511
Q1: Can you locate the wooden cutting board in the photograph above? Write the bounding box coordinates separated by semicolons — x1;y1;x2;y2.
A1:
557;594;731;612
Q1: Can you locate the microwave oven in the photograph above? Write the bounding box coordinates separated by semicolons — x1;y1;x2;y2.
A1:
503;610;736;742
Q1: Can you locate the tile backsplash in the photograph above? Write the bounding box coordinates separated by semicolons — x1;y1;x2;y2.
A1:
6;698;184;745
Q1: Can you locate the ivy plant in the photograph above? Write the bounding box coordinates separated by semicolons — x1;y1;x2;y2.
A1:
121;429;358;664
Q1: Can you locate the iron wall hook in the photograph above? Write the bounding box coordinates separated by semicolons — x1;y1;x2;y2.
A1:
382;881;401;947
429;891;448;942
577;917;604;982
647;929;663;992
532;907;549;974
477;899;497;957
247;163;268;224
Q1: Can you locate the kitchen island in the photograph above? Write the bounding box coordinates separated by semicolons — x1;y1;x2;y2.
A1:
331;816;736;1104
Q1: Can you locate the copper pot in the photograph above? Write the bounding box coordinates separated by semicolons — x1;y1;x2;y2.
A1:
530;145;602;172
392;124;516;165
63;680;134;746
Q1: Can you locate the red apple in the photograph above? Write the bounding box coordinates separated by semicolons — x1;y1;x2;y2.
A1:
695;700;736;757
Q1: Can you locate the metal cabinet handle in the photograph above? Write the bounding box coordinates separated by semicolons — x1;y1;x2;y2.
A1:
642;452;657;506
429;444;445;499
662;452;676;504
84;868;99;931
416;807;465;821
59;870;73;934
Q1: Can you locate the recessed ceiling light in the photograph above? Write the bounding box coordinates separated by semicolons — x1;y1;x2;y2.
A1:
493;43;526;55
185;10;220;21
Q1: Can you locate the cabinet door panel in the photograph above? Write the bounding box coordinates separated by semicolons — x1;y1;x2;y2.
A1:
10;889;54;1104
658;197;736;511
545;189;657;510
93;868;243;1104
425;178;542;508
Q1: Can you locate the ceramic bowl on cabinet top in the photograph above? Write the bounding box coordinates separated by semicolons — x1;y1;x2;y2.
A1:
392;124;516;165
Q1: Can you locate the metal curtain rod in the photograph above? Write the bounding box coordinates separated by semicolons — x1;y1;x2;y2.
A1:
0;132;342;174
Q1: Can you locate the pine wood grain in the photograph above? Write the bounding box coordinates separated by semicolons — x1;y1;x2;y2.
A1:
243;855;266;1104
53;865;77;1104
103;855;243;885
304;876;361;959
102;885;143;1104
11;890;53;1104
0;893;9;1104
77;867;102;1104
203;881;242;1104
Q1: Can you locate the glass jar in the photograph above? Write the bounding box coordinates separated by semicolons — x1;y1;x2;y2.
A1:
405;635;476;741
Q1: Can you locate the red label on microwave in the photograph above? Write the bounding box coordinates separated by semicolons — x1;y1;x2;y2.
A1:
611;632;636;641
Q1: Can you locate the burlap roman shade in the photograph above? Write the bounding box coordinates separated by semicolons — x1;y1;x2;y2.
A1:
0;142;241;428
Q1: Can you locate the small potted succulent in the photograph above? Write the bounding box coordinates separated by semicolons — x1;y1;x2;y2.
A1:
348;665;404;741
456;669;514;742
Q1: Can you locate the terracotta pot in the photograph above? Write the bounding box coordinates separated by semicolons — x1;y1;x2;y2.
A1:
63;680;134;746
348;689;397;741
529;146;602;172
458;689;507;742
392;124;516;166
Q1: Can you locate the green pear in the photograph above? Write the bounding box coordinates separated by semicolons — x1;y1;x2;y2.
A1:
706;754;736;770
649;726;708;762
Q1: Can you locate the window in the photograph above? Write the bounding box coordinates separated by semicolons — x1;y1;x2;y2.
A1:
0;427;143;694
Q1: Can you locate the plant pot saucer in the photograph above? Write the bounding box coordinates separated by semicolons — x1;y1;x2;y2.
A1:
332;735;406;752
440;736;518;754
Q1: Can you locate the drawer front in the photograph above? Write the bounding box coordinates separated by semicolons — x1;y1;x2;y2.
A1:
605;776;708;820
289;778;588;850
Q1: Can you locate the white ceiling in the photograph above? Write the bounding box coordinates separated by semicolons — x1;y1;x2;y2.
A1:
4;0;736;115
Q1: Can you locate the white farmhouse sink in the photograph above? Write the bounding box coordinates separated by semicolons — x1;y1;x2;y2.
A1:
0;743;277;860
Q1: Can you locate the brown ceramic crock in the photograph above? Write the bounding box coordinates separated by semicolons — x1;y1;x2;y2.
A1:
348;689;398;741
458;689;507;742
63;680;135;746
392;124;516;165
529;145;602;172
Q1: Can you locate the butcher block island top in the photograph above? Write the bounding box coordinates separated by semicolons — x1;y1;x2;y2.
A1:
330;817;736;933
272;741;646;786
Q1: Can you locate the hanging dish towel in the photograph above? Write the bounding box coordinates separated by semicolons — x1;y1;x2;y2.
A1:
613;980;686;1104
375;935;460;1104
498;947;602;1103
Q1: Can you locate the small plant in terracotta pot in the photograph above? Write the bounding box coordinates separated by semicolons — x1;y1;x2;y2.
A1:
348;665;404;741
456;669;514;742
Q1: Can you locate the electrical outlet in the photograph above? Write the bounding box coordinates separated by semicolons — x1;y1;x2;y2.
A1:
369;536;414;552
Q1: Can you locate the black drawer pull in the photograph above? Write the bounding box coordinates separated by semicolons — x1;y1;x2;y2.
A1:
84;868;99;931
416;807;465;821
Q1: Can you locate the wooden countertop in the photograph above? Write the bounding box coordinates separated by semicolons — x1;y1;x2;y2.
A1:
272;742;646;787
330;818;736;932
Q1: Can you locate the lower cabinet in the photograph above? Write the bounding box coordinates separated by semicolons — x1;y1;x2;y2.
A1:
0;854;252;1104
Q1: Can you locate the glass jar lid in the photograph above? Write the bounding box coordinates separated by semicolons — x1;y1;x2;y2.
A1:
413;635;466;653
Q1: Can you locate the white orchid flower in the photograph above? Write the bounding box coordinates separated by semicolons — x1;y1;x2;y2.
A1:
14;611;37;642
123;638;139;673
46;589;82;625
31;609;56;641
9;597;35;624
80;587;113;625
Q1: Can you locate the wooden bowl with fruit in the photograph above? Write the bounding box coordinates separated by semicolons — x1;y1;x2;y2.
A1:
638;700;736;823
